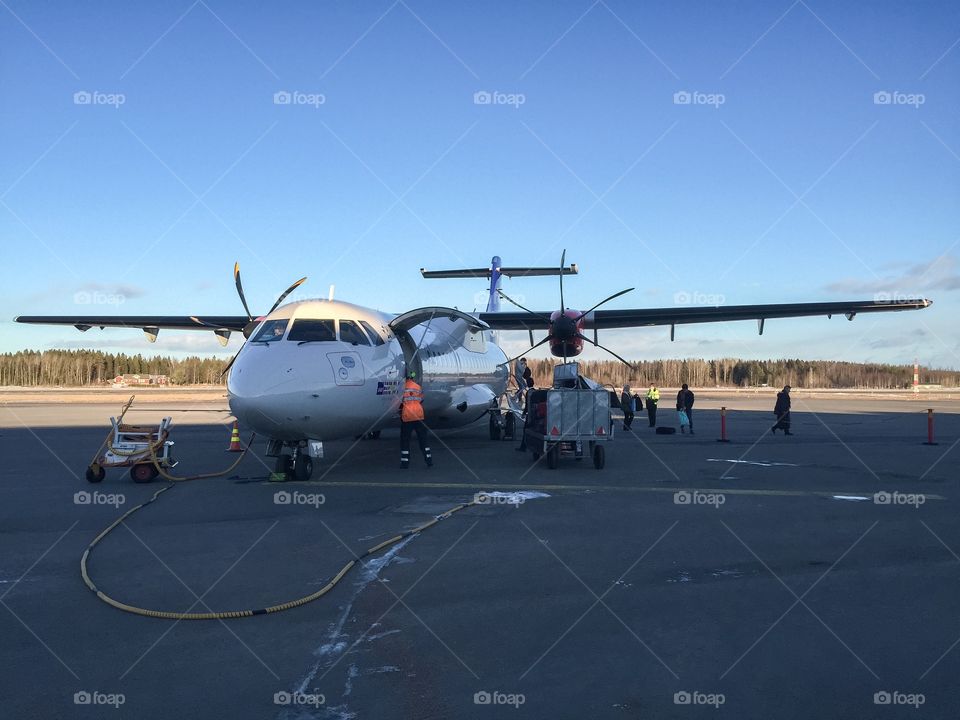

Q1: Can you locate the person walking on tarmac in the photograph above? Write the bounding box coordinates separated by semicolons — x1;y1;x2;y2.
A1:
676;383;695;434
514;358;527;402
620;384;634;431
772;385;793;435
400;371;433;468
645;384;660;427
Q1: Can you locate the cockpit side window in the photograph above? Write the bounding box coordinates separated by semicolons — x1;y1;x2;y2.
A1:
251;318;288;343
359;320;386;346
287;319;336;342
339;320;370;346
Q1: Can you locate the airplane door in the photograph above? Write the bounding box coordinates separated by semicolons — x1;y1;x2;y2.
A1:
327;352;365;386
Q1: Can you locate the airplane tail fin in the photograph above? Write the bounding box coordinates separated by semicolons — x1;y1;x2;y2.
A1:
420;256;577;312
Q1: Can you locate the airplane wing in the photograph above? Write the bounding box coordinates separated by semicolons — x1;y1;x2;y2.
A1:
14;315;251;344
478;298;933;332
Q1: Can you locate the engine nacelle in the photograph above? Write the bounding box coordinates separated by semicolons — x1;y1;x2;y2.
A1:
548;309;585;358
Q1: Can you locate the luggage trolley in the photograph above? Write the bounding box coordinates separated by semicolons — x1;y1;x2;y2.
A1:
522;363;613;469
85;399;177;483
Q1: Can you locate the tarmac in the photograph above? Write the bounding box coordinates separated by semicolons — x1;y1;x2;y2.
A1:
1;396;959;719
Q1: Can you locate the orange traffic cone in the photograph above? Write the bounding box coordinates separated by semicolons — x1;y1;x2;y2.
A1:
227;421;243;452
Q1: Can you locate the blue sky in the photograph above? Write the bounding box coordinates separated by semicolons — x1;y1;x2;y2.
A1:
2;0;958;368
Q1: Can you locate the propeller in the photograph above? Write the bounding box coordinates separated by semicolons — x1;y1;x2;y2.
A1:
501;249;635;368
499;335;552;367
217;262;309;380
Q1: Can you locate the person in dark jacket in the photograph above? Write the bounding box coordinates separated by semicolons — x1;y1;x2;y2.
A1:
676;383;695;434
620;384;634;431
772;385;792;435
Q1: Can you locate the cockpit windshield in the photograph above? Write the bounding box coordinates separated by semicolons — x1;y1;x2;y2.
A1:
288;319;336;343
250;319;288;343
339;320;370;346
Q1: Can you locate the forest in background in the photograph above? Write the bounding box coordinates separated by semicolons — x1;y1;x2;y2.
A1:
1;349;958;389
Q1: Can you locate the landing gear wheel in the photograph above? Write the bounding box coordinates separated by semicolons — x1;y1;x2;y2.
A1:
504;413;516;440
547;445;560;469
130;463;158;483
275;454;293;481
85;464;105;483
592;444;605;470
294;455;314;481
489;413;501;441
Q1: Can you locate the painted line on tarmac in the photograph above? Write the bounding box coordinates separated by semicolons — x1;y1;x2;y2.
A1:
277;480;945;501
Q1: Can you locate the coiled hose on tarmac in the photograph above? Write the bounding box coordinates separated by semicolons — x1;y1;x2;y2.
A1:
80;434;479;620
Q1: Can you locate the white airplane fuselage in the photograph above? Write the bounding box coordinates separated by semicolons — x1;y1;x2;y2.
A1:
227;299;509;441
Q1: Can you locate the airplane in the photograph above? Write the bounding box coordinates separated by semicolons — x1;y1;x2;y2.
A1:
15;256;932;481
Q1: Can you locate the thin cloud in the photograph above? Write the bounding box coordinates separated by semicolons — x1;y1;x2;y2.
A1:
824;255;960;294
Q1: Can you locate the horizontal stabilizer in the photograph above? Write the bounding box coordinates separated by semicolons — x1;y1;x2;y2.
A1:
421;265;578;279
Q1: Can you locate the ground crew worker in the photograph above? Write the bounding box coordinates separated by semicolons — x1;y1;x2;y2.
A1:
646;384;660;427
400;371;433;468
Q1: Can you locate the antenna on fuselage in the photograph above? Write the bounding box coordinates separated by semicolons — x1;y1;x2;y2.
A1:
328;285;335;301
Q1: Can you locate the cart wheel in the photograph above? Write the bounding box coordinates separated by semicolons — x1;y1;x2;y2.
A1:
504;413;516;440
489;413;501;441
547;445;560;469
85;464;105;483
294;456;314;481
130;463;158;483
592;444;605;470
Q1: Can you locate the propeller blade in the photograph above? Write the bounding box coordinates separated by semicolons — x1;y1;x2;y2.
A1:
573;287;634;322
559;249;566;310
267;276;307;315
499;335;551;367
576;333;636;369
497;291;553;324
233;263;253;321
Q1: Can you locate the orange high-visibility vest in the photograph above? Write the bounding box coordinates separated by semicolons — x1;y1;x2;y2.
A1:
401;379;425;422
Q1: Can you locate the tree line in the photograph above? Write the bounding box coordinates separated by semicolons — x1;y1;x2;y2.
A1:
1;349;957;389
528;358;960;389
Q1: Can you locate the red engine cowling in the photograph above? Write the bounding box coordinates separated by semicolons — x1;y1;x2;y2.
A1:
548;309;585;358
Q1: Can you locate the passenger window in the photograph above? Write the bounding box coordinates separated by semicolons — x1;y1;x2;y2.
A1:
251;319;288;343
360;320;385;346
339;320;370;346
288;319;336;342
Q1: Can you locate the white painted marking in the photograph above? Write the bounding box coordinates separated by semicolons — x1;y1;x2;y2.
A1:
707;459;799;467
832;495;870;501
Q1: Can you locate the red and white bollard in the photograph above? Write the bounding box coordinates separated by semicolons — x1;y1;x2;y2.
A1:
717;406;730;443
923;408;938;446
